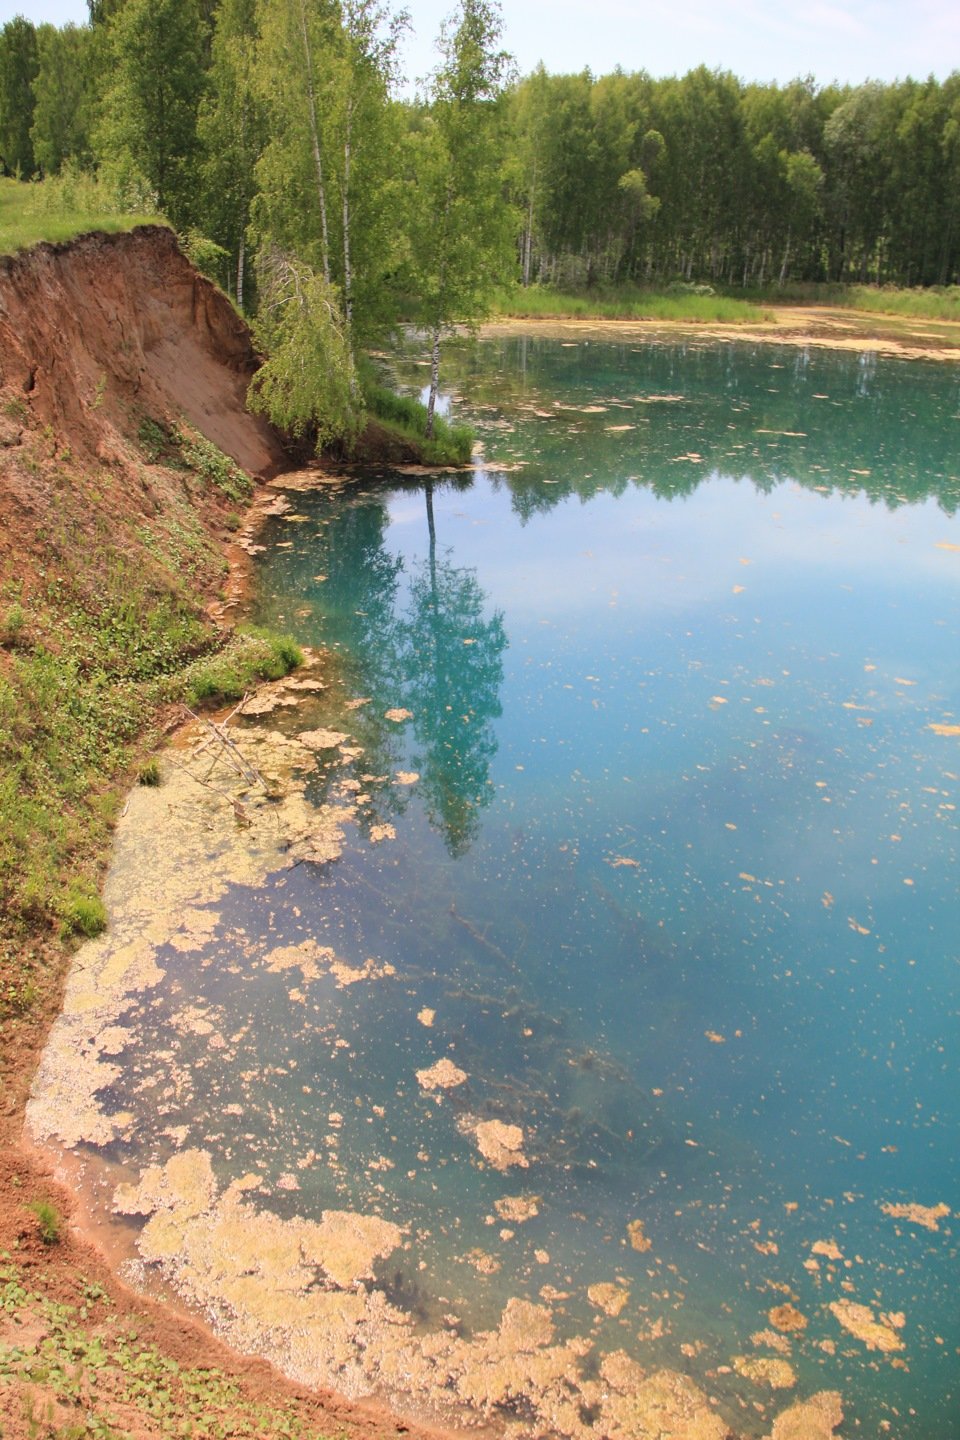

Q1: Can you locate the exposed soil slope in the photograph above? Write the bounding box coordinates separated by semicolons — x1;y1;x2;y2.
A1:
0;224;284;473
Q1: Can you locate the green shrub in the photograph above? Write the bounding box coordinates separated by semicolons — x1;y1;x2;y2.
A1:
182;626;302;707
0;601;27;646
27;1199;61;1245
137;417;173;464
180;228;230;286
362;372;476;466
137;759;161;786
60;884;107;938
176;426;253;503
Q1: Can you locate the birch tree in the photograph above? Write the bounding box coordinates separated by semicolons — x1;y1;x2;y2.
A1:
408;0;514;437
199;0;266;307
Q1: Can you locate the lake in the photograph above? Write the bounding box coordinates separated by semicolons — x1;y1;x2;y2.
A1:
31;336;960;1439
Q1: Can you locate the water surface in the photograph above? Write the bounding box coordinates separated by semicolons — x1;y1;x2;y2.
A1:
36;338;960;1437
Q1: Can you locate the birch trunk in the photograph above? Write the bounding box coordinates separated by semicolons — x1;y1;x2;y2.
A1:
425;326;442;439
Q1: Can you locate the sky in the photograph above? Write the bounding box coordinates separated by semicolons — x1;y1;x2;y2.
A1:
2;0;958;91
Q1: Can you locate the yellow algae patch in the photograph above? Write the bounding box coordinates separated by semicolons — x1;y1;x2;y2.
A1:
464;1248;501;1274
732;1355;797;1388
880;1200;950;1231
416;1058;468;1092
239;689;301;715
928;723;960;736
770;1391;844;1440
598;1355;728;1440
587;1282;630;1317
169;908;222;953
769;1303;808;1333
829;1300;905;1352
811;1239;843;1261
395;771;420;785
328;956;395;988
462;1117;529;1171
302;1210;404;1288
265;940;335;982
385;707;413;723
297;727;350;750
113;1148;218;1222
417;1007;436;1028
27;718;355;1152
495;1194;540;1224
626;1218;652;1253
369;823;397;843
750;1328;792;1355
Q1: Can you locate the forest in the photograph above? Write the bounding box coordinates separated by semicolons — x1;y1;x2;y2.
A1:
2;0;959;436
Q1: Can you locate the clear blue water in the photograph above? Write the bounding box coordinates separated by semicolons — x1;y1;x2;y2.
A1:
111;339;960;1434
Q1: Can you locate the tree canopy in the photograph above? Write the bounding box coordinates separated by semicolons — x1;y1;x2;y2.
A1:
4;2;959;446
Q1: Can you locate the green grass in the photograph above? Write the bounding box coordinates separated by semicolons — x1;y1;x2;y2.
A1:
0;172;161;258
493;282;775;324
739;279;960;323
0;444;300;987
0;1257;337;1438
361;373;475;464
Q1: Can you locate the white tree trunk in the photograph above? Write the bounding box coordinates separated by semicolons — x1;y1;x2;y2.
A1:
425;326;442;438
237;233;245;310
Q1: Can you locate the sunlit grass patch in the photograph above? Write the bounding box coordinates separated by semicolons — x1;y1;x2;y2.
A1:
361;372;475;464
492;282;774;324
0;171;161;257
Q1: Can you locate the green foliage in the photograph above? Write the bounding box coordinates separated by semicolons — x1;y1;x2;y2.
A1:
0;599;27;646
182;625;303;706
0;170;159;257
0;15;39;176
406;0;515;432
177;425;253;502
363;373;475;463
60;882;108;937
0;1257;338;1438
137;416;172;463
180;225;231;284
248;249;363;450
30;21;99;174
137;758;162;785
492;283;774;323
94;0;206;228
26;1200;62;1245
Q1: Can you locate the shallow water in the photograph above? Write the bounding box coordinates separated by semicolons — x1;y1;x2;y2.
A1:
36;338;959;1437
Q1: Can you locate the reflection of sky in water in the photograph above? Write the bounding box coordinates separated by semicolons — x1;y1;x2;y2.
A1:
108;341;957;1436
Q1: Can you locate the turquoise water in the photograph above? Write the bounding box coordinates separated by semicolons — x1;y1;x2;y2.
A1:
115;340;960;1433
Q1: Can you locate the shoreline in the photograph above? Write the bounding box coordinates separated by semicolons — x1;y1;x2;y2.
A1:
478;306;960;363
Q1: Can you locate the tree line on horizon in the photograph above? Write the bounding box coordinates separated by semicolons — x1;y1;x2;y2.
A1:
1;0;958;436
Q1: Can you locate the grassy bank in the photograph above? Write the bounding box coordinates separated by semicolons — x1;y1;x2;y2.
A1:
493;282;775;324
0;409;300;1025
360;370;474;465
0;1257;336;1440
494;279;960;327
0;173;160;257
752;280;960;322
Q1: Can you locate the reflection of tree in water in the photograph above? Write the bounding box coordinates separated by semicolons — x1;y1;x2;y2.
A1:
289;496;411;827
401;481;507;858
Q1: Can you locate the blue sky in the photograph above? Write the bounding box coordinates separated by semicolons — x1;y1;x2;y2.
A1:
3;0;958;89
